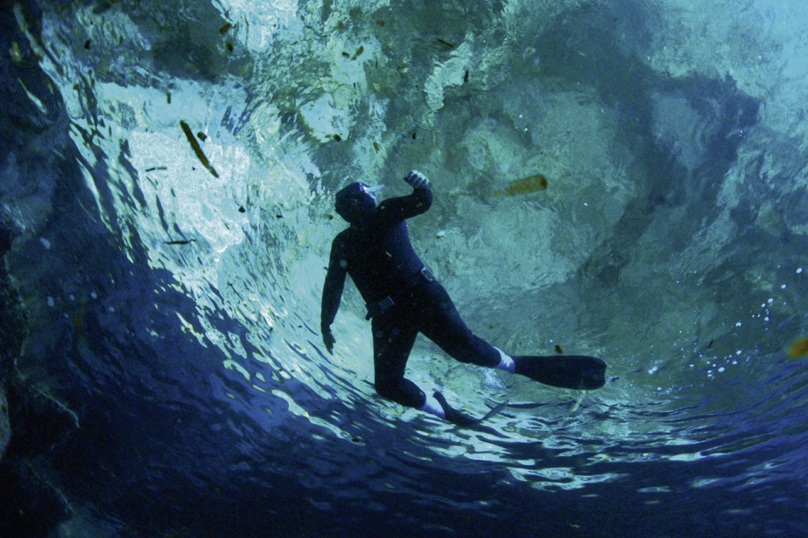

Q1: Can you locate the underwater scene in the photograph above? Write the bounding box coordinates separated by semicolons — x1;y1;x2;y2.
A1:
1;0;808;536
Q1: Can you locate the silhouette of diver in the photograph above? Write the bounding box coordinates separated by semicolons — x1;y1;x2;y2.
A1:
321;171;606;424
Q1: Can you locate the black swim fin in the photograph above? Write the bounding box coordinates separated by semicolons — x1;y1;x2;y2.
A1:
513;355;607;390
433;391;479;427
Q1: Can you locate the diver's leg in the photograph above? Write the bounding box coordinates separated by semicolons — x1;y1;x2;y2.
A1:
371;313;436;411
414;284;606;391
416;282;510;369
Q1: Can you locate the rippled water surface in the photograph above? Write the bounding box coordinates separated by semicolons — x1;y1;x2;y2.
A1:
2;0;808;536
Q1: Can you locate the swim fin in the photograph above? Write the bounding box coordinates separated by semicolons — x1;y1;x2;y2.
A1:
513;355;607;390
433;391;479;427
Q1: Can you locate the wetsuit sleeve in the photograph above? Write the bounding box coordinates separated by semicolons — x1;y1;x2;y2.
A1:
321;236;348;330
375;185;433;226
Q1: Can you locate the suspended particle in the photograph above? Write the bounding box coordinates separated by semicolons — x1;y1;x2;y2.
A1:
787;337;808;359
373;141;380;152
333;134;342;141
219;22;233;34
351;45;364;60
226;42;234;52
554;344;563;354
493;174;548;196
167;92;171;104
180;120;218;178
10;41;22;62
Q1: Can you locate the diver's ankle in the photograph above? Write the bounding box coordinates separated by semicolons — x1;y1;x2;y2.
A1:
420;393;446;418
495;347;515;372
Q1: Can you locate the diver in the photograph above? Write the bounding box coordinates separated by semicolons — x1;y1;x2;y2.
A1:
321;171;606;425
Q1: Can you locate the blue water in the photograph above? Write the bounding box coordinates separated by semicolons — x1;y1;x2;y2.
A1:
2;0;808;536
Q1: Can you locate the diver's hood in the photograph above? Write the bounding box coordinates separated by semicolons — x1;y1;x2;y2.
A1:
334;182;382;223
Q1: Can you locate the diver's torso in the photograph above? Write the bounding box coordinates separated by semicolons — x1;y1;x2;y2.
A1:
339;217;425;303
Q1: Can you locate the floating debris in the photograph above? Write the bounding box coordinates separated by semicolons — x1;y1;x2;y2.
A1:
197;132;207;141
180;120;219;178
351;45;364;60
145;166;167;172
10;41;22;62
493;174;548;196
219;22;233;34
437;38;454;48
165;239;196;245
787;337;808;359
373;141;380;152
167;92;171;104
555;345;564;354
333;134;342;141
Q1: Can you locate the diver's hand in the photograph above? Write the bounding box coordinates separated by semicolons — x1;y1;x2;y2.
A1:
404;170;430;189
322;325;335;354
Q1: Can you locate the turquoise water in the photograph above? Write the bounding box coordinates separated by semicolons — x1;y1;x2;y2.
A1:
2;0;808;536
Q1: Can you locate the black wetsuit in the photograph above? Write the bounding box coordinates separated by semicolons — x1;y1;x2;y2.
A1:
321;185;500;408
